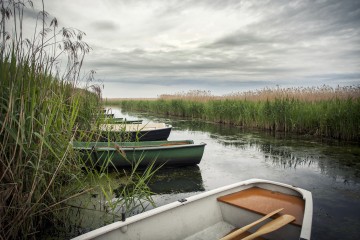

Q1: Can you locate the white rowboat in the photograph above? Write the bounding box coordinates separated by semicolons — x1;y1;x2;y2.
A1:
72;178;313;240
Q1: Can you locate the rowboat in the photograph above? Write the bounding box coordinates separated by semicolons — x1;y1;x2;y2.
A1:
72;140;206;168
72;178;312;240
99;123;172;141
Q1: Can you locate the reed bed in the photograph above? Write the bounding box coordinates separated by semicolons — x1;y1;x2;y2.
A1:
113;87;360;141
223;85;360;102
159;86;360;102
0;1;156;239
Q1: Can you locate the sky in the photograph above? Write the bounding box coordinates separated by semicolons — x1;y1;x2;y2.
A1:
24;0;360;98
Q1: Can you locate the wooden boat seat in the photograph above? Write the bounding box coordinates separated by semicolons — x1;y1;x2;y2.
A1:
217;187;305;226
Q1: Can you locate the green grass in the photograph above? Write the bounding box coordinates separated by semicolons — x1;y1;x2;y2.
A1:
0;1;157;239
111;97;360;141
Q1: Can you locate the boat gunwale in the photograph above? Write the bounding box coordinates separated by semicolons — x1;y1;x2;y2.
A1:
99;124;173;133
73;143;207;152
123;125;172;133
71;178;312;240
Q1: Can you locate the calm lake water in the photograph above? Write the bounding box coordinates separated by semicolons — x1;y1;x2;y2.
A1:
70;106;360;239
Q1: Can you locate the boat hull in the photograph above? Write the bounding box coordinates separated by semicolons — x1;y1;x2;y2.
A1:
99;124;172;142
72;179;312;240
73;140;206;167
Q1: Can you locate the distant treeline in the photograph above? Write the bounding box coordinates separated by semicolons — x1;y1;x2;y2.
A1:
108;87;360;141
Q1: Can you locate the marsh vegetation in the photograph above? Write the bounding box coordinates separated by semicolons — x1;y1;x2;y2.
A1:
110;87;360;141
0;1;155;239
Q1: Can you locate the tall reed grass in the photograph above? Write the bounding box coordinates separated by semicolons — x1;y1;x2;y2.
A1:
0;1;156;239
112;87;360;141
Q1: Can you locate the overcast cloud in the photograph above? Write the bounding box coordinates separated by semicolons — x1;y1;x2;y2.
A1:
28;0;360;97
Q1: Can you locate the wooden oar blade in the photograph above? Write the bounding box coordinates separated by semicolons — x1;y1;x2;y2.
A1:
220;208;284;240
241;214;296;240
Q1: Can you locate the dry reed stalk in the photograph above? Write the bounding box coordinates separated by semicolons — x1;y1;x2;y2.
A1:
160;90;215;102
158;86;360;102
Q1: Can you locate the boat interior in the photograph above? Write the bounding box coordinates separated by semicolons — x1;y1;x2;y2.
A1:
185;186;305;240
99;123;169;131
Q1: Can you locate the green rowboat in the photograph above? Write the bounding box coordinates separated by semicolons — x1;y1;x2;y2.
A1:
72;140;206;168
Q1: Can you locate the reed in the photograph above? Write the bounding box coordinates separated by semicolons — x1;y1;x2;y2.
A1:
0;1;156;239
158;86;360;102
111;87;360;141
0;1;93;238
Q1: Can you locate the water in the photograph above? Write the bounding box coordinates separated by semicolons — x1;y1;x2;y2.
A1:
83;107;360;239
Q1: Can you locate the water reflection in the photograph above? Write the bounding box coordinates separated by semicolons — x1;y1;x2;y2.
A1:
258;144;316;169
149;165;204;194
119;108;360;184
113;108;360;240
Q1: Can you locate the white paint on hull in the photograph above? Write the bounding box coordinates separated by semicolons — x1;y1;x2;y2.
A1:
72;179;313;240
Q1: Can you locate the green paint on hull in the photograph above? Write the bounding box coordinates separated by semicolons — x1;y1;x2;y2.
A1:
73;140;206;168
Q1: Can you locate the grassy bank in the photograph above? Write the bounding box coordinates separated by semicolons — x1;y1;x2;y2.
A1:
0;1;98;238
0;1;155;239
109;87;360;141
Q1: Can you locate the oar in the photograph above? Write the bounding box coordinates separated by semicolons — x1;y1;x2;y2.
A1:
220;208;284;240
241;214;295;240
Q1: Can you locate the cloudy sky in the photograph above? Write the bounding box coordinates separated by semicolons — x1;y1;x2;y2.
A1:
27;0;360;98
